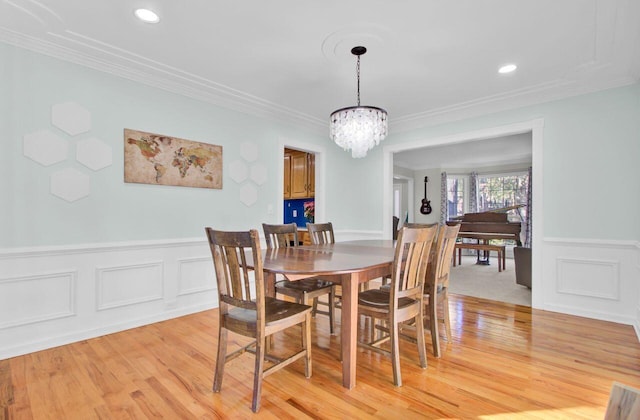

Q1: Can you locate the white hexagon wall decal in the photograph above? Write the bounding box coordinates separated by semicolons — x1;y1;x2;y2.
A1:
229;160;248;184
239;183;258;207
50;168;90;202
239;142;258;162
51;102;91;136
23;129;69;166
250;163;267;185
76;137;112;171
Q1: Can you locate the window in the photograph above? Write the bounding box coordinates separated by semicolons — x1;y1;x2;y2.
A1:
447;176;465;218
477;172;529;223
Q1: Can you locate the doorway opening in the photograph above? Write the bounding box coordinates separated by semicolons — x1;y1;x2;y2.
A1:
277;139;326;227
383;119;543;308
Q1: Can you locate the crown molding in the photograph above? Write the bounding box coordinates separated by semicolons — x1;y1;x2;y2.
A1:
390;75;638;133
2;26;637;137
0;28;328;134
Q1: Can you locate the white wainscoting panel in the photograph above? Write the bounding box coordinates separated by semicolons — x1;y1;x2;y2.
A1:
542;238;639;328
96;261;164;311
0;270;76;329
178;256;216;296
556;257;619;300
0;238;214;359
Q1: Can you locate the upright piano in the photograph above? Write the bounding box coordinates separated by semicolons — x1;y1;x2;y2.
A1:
447;207;523;247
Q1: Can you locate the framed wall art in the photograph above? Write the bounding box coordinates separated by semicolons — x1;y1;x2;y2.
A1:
124;129;222;189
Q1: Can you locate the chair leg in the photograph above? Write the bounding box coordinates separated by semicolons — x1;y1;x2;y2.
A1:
311;297;318;318
213;327;228;392
416;307;428;369
251;335;266;413
301;295;309;347
328;287;335;335
442;292;452;343
429;300;441;358
303;312;312;378
390;320;402;387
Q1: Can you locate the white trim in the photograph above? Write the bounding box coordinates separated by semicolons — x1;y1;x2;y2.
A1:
0;237;206;259
392;174;415;224
545;237;639;249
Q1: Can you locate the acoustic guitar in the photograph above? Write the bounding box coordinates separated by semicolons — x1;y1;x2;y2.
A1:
420;176;432;215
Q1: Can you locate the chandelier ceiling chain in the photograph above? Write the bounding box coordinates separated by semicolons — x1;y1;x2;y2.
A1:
329;46;388;159
356;53;361;107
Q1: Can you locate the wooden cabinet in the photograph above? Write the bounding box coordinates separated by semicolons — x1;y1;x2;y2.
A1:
284;149;314;199
307;153;315;196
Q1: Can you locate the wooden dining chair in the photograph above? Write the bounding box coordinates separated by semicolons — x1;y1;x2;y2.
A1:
381;222;438;286
205;228;312;413
262;223;335;335
357;224;438;386
424;223;461;357
306;222;335;245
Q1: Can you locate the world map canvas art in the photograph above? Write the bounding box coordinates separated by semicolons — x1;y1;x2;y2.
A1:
124;129;222;189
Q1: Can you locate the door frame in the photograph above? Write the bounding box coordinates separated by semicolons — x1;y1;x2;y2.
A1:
393;175;414;226
277;137;326;224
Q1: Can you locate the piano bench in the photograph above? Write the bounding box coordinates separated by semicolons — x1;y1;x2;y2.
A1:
453;243;506;272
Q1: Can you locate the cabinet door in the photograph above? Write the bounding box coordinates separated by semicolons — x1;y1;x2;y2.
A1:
283;154;291;198
307;153;315;197
290;151;308;198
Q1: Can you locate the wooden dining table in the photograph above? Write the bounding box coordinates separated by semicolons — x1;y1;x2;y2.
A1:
261;240;395;389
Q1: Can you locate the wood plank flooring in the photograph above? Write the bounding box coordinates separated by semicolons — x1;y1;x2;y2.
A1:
1;294;639;419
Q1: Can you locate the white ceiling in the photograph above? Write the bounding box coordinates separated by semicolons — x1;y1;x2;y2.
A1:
1;0;639;139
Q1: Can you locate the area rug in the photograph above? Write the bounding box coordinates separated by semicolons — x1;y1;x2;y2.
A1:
449;255;531;306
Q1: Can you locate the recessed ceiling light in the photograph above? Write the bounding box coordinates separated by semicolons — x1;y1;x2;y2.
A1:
498;64;517;74
134;8;160;23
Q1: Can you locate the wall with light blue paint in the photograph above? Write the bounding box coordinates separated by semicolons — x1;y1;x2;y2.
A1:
384;83;640;241
0;43;341;247
2;41;639;249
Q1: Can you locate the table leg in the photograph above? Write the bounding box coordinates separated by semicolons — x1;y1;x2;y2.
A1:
341;272;360;389
264;271;276;350
264;271;275;297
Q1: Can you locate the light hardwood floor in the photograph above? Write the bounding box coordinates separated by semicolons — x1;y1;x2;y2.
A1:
2;294;639;419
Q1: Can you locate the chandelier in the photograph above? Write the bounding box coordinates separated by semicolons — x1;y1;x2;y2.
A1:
330;46;388;158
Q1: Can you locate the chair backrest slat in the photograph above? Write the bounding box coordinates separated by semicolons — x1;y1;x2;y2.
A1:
306;222;335;245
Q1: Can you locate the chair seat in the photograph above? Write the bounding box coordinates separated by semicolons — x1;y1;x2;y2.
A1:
225;297;312;325
275;278;333;293
358;289;417;309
